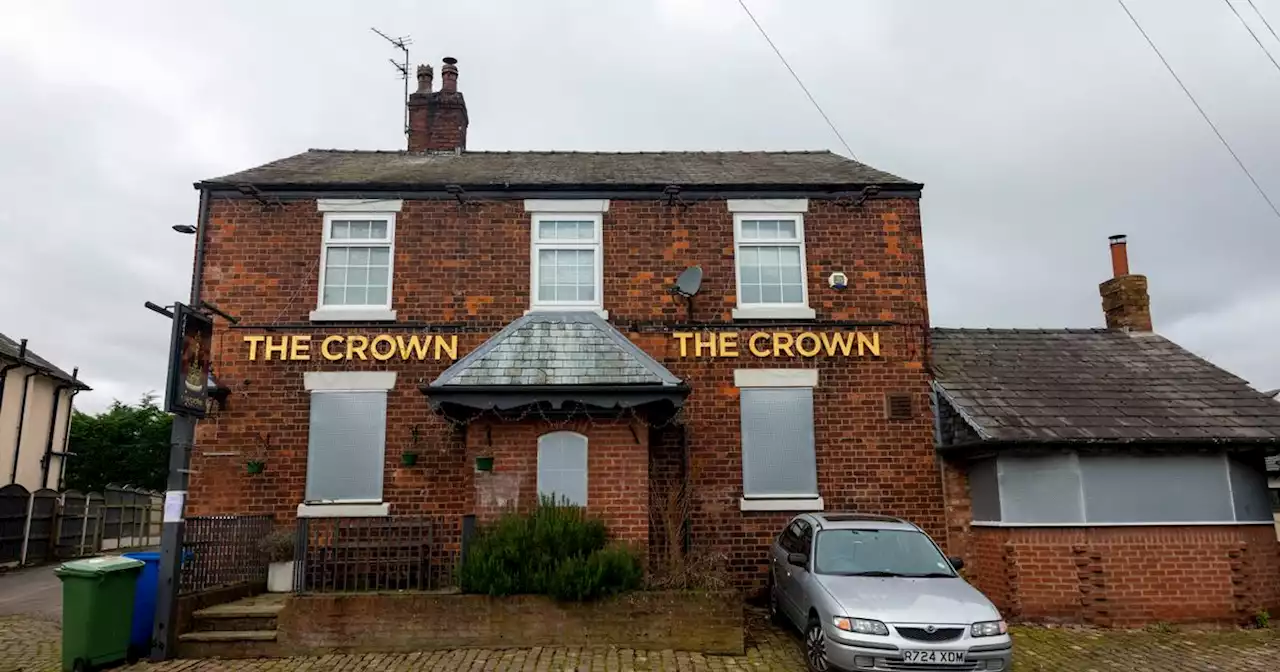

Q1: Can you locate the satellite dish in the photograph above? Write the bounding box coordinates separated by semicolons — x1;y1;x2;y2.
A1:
673;266;703;298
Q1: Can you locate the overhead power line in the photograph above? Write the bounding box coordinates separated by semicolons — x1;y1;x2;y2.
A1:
735;0;858;160
1223;0;1280;76
1116;0;1280;220
1246;0;1280;44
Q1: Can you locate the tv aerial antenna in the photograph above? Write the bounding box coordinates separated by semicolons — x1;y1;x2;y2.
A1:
372;27;412;137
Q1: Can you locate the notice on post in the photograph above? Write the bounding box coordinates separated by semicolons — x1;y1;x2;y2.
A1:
163;490;186;523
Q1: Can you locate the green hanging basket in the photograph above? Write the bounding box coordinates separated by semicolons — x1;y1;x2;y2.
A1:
246;460;266;475
474;456;494;472
401;452;419;467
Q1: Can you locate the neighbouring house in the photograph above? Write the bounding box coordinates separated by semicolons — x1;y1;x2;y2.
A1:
0;333;90;491
184;58;943;589
934;236;1280;626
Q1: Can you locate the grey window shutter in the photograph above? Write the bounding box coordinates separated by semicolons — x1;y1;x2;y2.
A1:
740;388;818;498
305;391;387;502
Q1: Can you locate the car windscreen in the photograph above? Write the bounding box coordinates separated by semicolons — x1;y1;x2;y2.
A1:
813;529;955;576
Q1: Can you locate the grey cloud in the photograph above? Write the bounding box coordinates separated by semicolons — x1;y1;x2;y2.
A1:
2;0;1278;412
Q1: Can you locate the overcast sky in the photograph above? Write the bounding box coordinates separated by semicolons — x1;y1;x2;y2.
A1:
3;0;1279;413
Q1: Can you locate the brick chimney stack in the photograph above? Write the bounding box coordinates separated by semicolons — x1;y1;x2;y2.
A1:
407;57;469;152
1099;235;1152;332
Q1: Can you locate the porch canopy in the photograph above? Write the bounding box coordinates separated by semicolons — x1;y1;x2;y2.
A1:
420;312;687;419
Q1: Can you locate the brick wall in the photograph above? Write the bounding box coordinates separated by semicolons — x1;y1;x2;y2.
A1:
968;525;1280;627
277;591;743;654
467;419;648;546
188;195;942;589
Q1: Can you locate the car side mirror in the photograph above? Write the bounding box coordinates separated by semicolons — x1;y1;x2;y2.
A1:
787;552;808;568
948;556;965;571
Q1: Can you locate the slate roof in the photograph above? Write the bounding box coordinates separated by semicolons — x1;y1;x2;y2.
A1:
0;332;90;389
931;328;1280;444
432;312;681;388
197;150;918;191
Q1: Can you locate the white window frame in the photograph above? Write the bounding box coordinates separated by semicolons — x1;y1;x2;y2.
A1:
310;199;400;322
296;371;396;518
529;212;605;315
735;368;824;511
730;203;815;320
537;431;589;507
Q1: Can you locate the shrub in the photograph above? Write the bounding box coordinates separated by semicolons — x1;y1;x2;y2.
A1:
546;544;643;601
460;496;640;601
257;528;295;563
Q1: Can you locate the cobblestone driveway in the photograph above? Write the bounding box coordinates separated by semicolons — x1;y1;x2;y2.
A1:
4;612;1280;672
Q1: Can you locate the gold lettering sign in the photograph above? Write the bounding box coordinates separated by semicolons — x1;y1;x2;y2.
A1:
672;331;880;358
243;334;460;361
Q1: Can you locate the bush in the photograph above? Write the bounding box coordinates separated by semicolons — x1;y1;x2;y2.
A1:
258;528;295;563
548;544;644;601
460;496;640;601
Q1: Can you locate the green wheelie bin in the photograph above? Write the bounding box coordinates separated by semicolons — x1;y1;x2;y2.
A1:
55;556;145;671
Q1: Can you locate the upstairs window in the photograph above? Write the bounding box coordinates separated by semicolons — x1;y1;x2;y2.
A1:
531;213;603;312
319;215;394;310
728;200;814;320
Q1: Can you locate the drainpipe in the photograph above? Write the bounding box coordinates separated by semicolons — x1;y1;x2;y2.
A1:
680;423;691;556
0;338;28;415
10;368;37;484
56;385;79;491
41;368;77;489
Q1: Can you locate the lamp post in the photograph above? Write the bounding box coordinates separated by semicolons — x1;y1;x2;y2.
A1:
150;201;206;661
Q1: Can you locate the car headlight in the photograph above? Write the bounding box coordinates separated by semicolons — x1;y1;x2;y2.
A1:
833;616;889;636
970;620;1008;637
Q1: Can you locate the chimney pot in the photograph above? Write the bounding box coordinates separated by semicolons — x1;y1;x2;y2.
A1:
415;64;434;94
441;57;459;92
1108;234;1129;277
1099;235;1151;332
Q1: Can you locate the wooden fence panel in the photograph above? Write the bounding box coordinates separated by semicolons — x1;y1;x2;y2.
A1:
101;485;123;550
57;490;88;559
0;484;30;566
24;489;59;564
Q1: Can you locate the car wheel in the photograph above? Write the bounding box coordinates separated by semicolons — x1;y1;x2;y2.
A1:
805;618;832;672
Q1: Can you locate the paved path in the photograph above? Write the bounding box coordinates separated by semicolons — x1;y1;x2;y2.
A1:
3;608;1279;672
0;564;61;622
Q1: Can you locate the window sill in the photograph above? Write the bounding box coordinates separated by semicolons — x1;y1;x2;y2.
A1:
740;497;824;512
731;306;816;320
297;502;390;518
525;307;609;319
309;308;397;322
970;520;1276;528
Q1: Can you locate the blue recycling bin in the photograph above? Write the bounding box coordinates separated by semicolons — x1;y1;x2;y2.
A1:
122;551;161;656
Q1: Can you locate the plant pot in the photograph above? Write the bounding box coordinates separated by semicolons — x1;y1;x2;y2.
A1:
267;560;294;593
475;456;494;472
246;461;265;474
401;452;419;467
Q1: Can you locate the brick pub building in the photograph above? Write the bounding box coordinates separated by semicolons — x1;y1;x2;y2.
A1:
186;59;943;590
186;58;1280;623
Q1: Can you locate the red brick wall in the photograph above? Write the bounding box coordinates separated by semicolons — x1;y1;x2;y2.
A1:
188;195;941;589
277;591;743;655
968;525;1280;627
467;419;648;546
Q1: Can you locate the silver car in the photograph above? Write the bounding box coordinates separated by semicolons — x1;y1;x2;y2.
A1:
768;513;1012;672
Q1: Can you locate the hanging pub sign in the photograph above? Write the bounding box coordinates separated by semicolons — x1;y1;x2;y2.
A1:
671;330;881;358
164;303;214;417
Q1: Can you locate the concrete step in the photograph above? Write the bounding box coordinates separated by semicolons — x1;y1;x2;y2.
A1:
176;630;280;660
191;614;278;632
191;597;285;632
180;630;277;642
